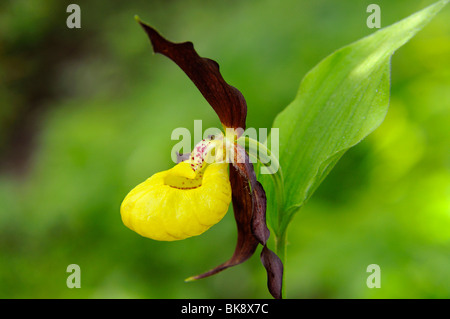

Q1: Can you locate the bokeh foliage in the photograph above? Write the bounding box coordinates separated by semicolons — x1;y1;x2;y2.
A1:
0;0;449;298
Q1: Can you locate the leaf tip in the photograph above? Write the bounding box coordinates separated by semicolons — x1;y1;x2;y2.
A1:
184;276;198;283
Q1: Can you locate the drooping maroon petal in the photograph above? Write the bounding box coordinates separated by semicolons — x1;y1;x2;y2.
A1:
137;19;247;130
189;144;283;299
231;144;270;245
187;164;259;279
232;143;283;299
260;245;283;299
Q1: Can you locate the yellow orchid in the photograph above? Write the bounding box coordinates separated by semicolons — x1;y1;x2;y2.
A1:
120;18;283;299
121;139;231;241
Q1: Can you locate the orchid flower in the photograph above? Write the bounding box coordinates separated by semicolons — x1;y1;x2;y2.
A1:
120;17;283;299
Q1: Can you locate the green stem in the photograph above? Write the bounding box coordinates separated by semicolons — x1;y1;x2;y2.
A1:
275;227;287;298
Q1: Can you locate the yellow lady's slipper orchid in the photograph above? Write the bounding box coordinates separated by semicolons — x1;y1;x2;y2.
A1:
123;19;283;299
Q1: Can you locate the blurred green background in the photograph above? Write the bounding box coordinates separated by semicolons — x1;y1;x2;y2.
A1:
0;0;449;298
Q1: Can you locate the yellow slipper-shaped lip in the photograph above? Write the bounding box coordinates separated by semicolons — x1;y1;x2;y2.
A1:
121;162;231;241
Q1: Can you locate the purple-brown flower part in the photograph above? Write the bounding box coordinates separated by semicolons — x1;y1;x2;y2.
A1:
137;19;246;130
137;19;283;299
187;144;284;300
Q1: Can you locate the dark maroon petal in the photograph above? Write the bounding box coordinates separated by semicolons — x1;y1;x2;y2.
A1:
191;144;283;299
231;144;270;245
187;165;259;280
137;19;247;129
260;245;284;299
233;144;283;299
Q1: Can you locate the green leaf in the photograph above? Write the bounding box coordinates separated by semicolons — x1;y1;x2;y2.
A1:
260;0;448;238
